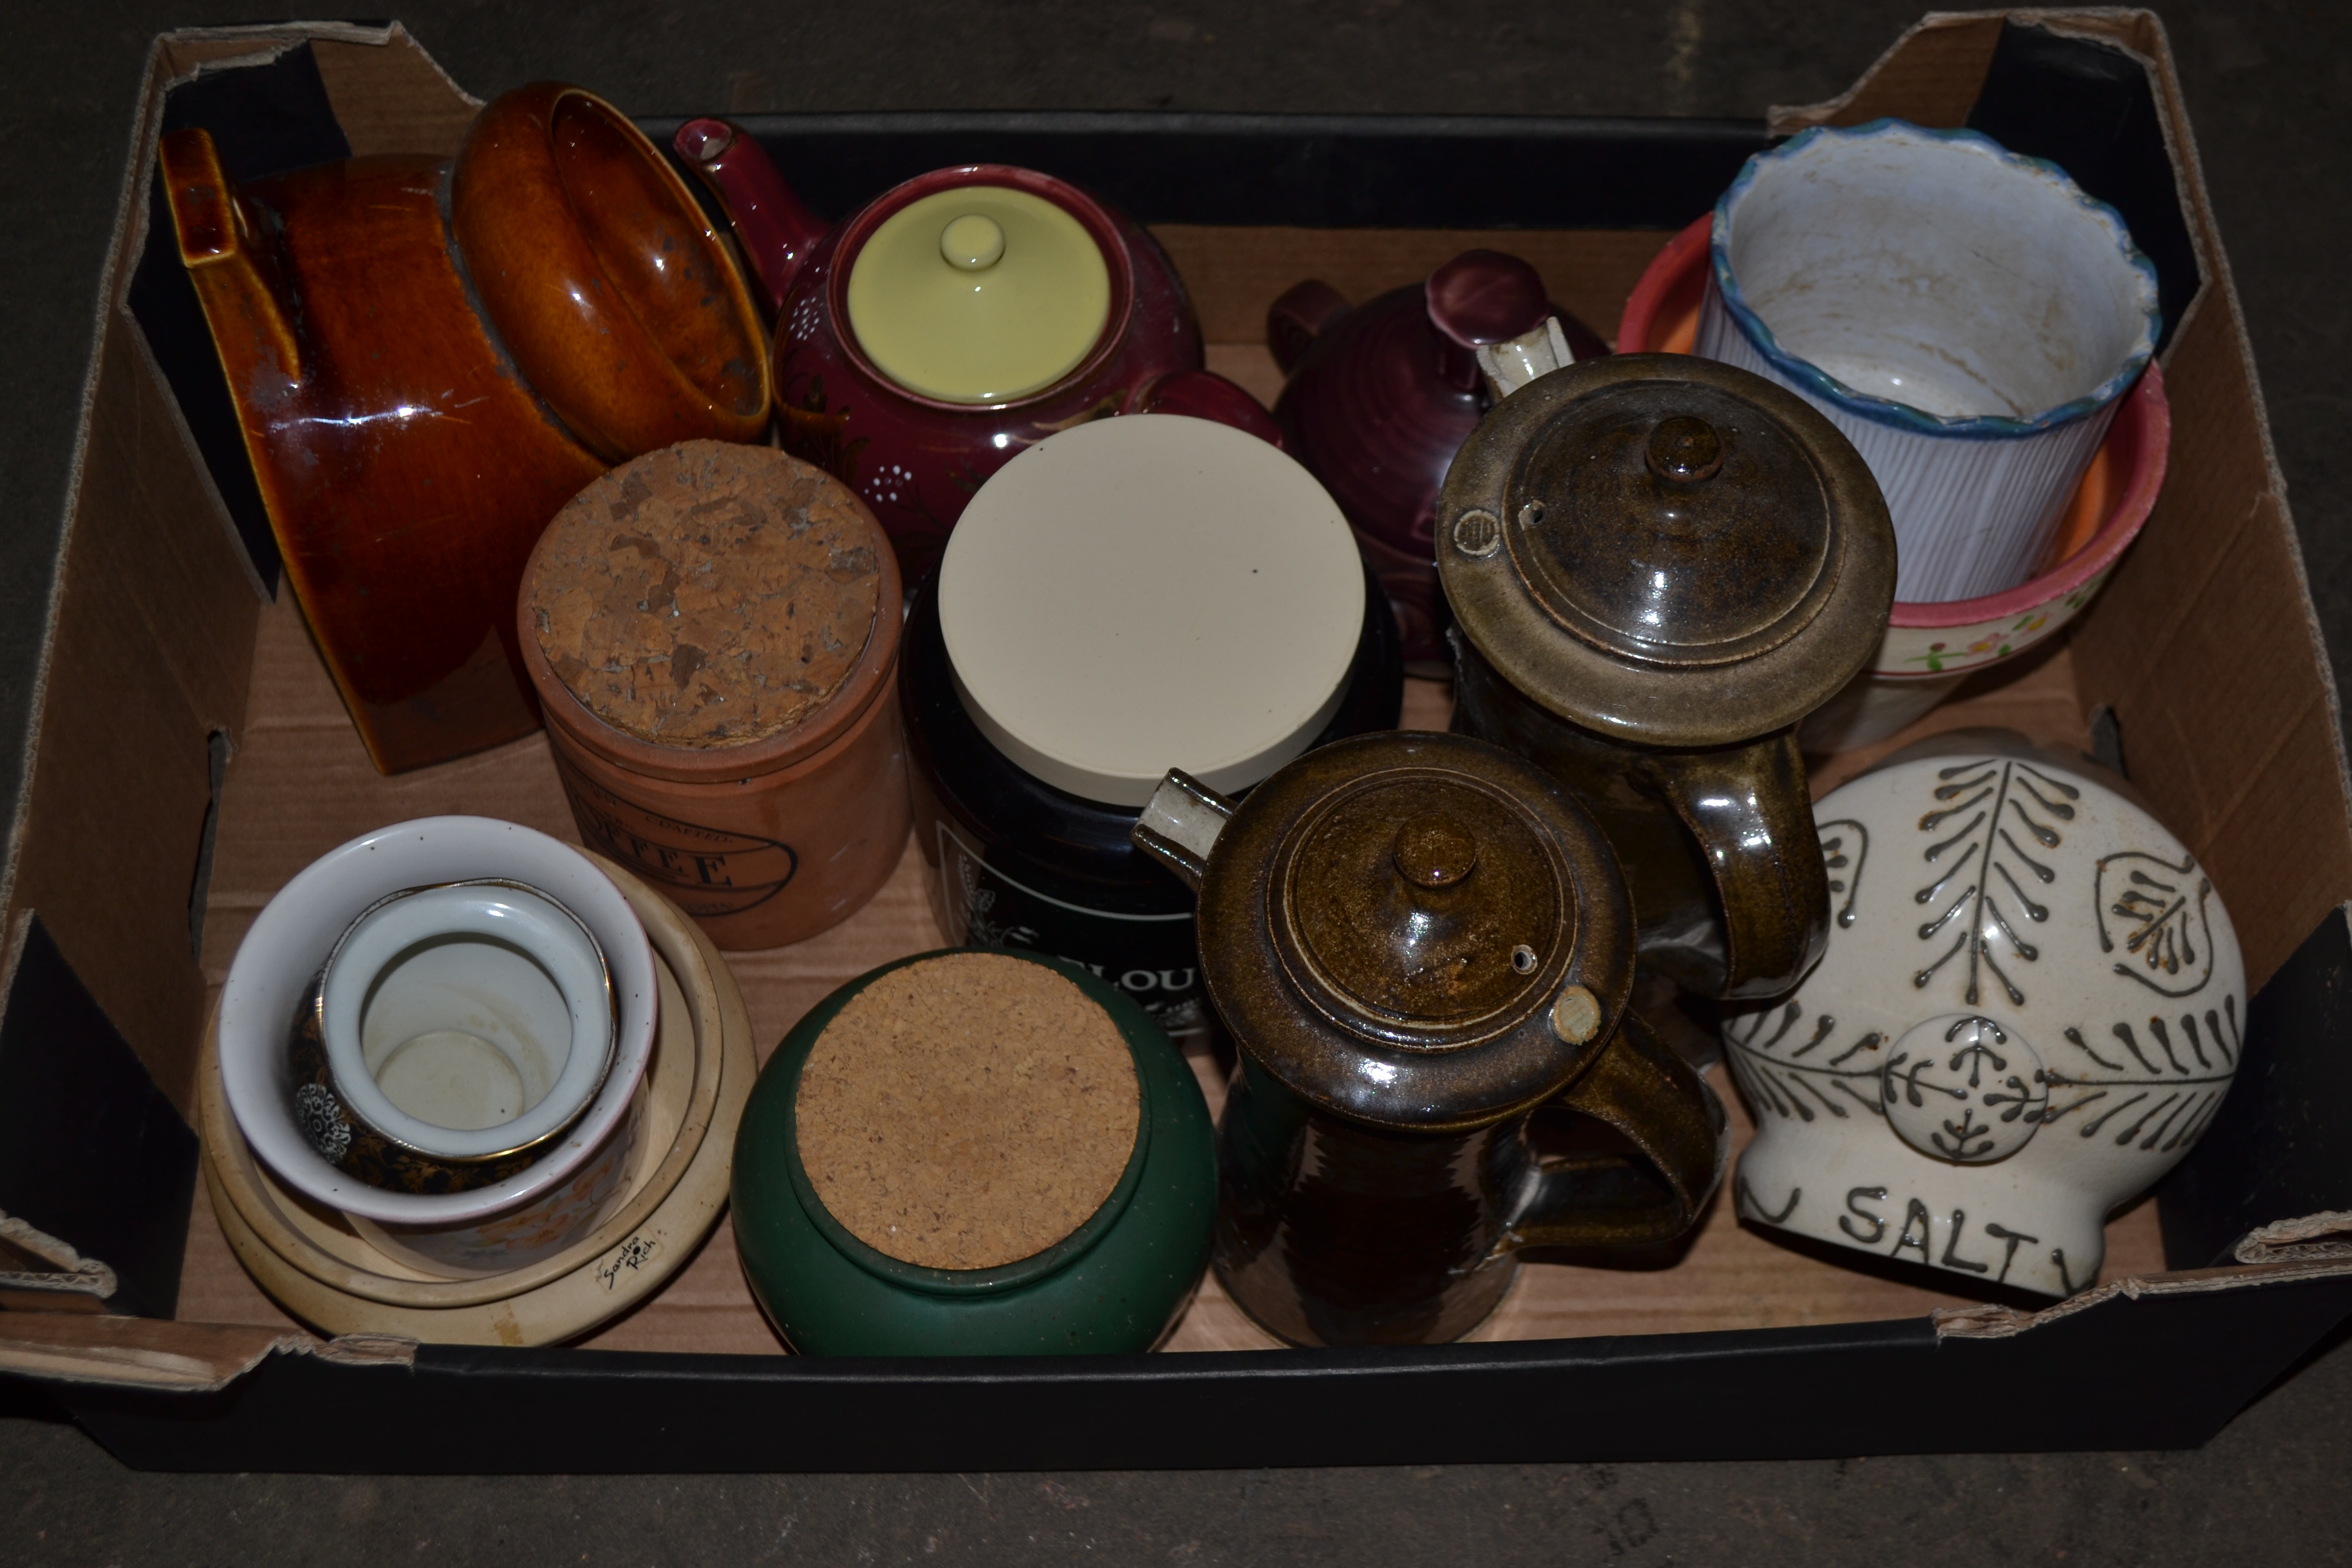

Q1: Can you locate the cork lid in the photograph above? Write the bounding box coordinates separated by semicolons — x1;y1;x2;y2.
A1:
1437;355;1894;747
526;441;885;750
793;952;1141;1270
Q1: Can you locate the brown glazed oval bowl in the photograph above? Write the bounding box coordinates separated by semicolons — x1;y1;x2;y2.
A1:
453;83;772;460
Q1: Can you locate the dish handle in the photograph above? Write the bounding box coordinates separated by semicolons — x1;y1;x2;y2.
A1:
160;128;304;394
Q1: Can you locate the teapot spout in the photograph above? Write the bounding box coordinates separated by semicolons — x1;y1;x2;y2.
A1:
1132;770;1236;893
674;118;825;317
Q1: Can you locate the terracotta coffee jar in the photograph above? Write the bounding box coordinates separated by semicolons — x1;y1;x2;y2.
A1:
1132;732;1727;1346
1438;354;1897;1001
519;442;908;950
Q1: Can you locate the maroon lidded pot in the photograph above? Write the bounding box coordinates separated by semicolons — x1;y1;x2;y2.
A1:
676;122;1279;587
1270;250;1610;675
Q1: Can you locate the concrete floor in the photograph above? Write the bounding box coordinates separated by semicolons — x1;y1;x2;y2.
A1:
3;1;2349;1560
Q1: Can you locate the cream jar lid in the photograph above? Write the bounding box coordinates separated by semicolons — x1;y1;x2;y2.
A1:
939;414;1366;807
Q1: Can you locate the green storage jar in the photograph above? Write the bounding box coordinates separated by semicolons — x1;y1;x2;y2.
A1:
731;948;1217;1354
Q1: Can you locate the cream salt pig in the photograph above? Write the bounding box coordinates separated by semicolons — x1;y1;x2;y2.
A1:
1721;730;2243;1297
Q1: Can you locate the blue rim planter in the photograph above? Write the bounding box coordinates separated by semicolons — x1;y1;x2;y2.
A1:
1694;118;2161;603
730;949;1218;1355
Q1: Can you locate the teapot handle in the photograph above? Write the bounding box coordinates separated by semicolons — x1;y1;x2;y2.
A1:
1125;371;1286;448
1501;1009;1728;1252
1266;279;1351;376
1637;729;1832;1001
673;118;826;316
160;129;304;387
1132;769;1236;893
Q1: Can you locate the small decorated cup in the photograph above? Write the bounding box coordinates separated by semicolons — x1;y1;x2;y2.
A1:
285;880;617;1194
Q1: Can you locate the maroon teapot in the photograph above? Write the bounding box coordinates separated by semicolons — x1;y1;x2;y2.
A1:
1270;252;1609;675
677;120;1277;584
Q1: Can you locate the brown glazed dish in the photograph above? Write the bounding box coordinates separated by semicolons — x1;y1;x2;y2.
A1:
520;442;908;951
162;86;769;774
454;86;770;461
1438;354;1896;1001
1132;732;1726;1346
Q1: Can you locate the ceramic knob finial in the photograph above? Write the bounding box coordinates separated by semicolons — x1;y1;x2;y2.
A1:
676;117;734;162
1647;415;1725;484
1393;816;1478;889
940;213;1006;271
1425;250;1550;348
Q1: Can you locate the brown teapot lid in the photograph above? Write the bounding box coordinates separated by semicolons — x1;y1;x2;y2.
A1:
1197;731;1634;1131
1437;354;1894;746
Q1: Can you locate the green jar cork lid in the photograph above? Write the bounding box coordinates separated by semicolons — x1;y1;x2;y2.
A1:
793;952;1141;1271
526;440;884;749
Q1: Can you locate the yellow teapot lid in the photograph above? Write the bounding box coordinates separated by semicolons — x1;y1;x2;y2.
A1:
845;184;1113;404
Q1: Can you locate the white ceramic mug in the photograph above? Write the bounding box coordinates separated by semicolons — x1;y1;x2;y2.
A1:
1695;119;2160;604
222;818;658;1279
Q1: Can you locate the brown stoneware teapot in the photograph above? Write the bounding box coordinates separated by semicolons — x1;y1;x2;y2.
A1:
164;85;770;774
1269;251;1610;675
675;120;1277;585
1132;731;1726;1347
1439;355;1896;1001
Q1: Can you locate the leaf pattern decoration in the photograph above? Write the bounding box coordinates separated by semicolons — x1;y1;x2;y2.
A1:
2094;851;2219;998
2034;995;2242;1155
1723;1000;1887;1123
1819;817;1868;929
1909;757;2079;1007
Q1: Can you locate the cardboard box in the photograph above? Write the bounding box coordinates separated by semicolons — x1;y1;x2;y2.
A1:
3;10;2349;1469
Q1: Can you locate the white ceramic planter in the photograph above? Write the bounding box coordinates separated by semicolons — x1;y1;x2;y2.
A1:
1695;119;2160;604
219;817;658;1279
1721;734;2243;1297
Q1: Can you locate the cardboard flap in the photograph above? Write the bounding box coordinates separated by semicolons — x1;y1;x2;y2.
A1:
1767;9;2166;135
309;24;481;158
1931;1253;2352;1340
0;1312;414;1393
1767;11;2008;132
2233;1211;2352;1266
0;1209;116;1303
